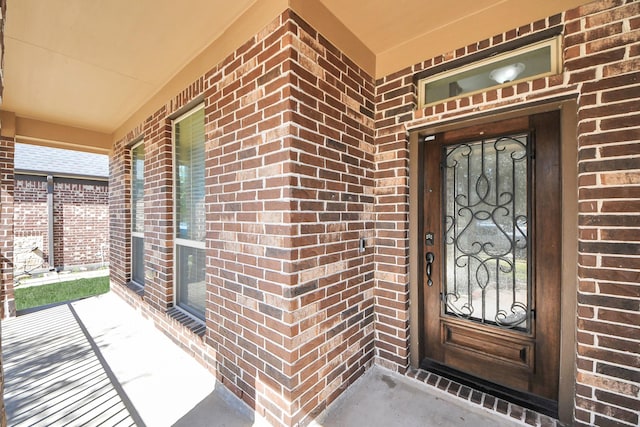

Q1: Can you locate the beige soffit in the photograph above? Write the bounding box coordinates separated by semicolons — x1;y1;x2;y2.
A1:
3;0;261;135
319;0;592;78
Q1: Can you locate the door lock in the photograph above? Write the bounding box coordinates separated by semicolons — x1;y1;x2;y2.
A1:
425;232;434;246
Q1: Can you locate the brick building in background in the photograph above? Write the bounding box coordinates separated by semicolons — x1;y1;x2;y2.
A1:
13;143;109;276
0;0;638;426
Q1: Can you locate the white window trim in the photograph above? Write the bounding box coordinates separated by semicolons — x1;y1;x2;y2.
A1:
173;103;205;127
174;238;206;250
130;139;145;287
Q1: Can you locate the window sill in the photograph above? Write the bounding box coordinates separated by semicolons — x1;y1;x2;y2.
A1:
125;281;145;298
167;306;206;337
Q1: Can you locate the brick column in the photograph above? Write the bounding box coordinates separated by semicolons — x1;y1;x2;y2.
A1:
568;2;640;425
373;69;415;372
0;136;15;319
0;134;15;427
203;15;302;425
141;108;175;310
203;11;377;426
109;134;133;291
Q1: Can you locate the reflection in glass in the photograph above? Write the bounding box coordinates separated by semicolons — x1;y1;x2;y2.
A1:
175;108;206;242
174;107;206;319
177;245;206;319
131;143;145;286
132;143;145;234
443;134;530;331
421;40;556;106
132;235;145;286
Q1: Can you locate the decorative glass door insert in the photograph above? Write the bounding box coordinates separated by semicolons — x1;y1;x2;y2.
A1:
443;134;530;330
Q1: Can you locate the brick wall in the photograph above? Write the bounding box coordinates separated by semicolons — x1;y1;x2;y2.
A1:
142;105;174;311
111;10;376;427
13;176;109;272
109;132;133;293
12;178;46;274
0;137;15;319
374;0;639;425
568;2;640;425
53;180;109;267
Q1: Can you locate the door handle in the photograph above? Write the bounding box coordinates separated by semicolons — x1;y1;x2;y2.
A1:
426;252;435;286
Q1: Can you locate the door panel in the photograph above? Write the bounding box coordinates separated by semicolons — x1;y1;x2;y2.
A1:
421;112;561;405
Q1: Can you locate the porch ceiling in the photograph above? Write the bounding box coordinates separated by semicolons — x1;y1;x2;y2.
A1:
1;0;589;145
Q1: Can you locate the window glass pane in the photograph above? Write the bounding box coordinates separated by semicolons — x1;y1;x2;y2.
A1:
174;107;206;318
132;235;145;285
132;143;145;233
176;244;206;319
420;37;558;106
175;109;205;242
131;143;145;286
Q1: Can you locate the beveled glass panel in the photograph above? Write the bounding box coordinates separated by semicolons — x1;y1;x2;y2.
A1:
443;134;530;331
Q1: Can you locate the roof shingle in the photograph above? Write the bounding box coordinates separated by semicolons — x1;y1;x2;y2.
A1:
14;143;109;178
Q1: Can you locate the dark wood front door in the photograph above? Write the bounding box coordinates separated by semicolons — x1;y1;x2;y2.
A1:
421;112;561;412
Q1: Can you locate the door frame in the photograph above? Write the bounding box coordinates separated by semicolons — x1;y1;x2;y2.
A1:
407;99;577;424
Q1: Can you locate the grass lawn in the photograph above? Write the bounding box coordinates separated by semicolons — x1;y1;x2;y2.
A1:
15;276;110;311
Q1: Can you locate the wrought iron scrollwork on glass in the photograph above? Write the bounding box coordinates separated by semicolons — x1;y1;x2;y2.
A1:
443;134;531;331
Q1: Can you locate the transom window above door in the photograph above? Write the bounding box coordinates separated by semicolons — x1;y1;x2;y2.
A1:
417;36;561;107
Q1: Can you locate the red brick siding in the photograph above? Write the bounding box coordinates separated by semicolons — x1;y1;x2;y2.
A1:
13;177;109;270
12;178;47;271
280;11;375;424
111;10;377;427
109;135;133;291
206;48;286;420
143;105;178;311
202;15;308;425
53;180;109;267
375;1;639;425
568;2;640;425
0;136;15;319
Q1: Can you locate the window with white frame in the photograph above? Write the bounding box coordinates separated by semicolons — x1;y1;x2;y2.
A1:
131;141;145;286
174;106;206;319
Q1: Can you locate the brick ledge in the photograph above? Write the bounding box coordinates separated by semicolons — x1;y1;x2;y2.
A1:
405;367;566;427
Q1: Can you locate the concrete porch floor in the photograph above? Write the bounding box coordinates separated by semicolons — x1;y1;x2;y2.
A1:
2;291;526;426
